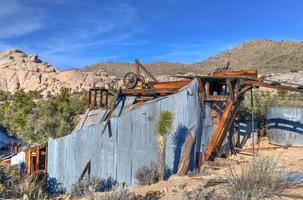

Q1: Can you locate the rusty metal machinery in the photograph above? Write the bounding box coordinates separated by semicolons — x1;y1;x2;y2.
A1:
123;59;158;89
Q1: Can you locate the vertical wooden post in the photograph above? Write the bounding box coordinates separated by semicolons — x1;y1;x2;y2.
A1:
35;146;40;174
205;82;210;97
134;60;140;75
45;145;48;172
105;90;108;108
204;101;233;161
88;90;92;107
226;79;235;101
25;149;31;175
94;88;97;107
251;89;255;157
100;90;103;107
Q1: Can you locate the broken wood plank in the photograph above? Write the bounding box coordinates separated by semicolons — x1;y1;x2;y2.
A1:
121;88;179;96
153;80;191;90
197;78;206;103
78;159;91;182
177;127;194;176
241;80;303;93
101;88;121;135
212;70;257;78
226;79;235;101
205;95;227;102
204;101;233;161
135;59;159;83
216;99;241;150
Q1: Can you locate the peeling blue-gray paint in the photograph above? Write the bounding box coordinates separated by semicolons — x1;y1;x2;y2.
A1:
267;107;303;147
48;79;214;190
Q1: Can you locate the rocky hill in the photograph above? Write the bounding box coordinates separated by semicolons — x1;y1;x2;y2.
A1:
0;40;303;96
82;40;303;77
82;61;201;78
0;49;121;96
199;40;303;74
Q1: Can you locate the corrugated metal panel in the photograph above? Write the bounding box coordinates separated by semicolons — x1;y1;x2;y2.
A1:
48;79;214;191
267;107;303;146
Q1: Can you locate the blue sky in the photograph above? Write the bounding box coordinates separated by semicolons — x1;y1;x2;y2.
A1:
0;0;302;70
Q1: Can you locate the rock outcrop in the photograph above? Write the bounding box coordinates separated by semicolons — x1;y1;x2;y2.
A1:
1;40;303;97
0;49;122;96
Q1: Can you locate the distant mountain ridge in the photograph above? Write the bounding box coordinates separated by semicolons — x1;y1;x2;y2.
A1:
0;39;302;95
198;39;303;74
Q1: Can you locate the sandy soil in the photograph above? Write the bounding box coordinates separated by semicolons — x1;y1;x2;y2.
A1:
59;138;303;199
129;138;303;199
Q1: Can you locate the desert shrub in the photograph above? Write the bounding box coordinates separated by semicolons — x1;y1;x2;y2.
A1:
0;167;47;199
18;173;47;199
187;169;203;177
135;162;160;185
290;69;299;73
184;183;213;200
0;89;88;143
227;156;288;200
238;90;275;129
70;176;117;197
92;185;141;200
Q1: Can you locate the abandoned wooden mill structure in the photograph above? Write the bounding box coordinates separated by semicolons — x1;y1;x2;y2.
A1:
4;60;301;189
88;62;303;165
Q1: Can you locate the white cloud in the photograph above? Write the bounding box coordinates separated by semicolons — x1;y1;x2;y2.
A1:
37;2;139;56
0;0;45;38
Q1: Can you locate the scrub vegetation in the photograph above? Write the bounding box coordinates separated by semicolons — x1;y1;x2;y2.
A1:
0;89;88;143
0;164;47;199
227;156;288;200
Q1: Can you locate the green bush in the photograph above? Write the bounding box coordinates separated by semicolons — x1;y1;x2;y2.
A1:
0;89;88;143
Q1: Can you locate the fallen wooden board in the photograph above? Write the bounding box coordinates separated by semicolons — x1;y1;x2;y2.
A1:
177;128;194;176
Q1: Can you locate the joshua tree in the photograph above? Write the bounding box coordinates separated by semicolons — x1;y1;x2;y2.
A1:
155;109;173;181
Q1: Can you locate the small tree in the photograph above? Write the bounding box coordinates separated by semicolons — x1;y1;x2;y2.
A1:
156;110;173;181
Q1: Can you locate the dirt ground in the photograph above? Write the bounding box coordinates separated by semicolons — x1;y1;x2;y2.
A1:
129;138;303;199
59;138;303;199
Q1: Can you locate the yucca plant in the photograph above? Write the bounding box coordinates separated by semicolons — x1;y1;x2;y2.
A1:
156;110;173;181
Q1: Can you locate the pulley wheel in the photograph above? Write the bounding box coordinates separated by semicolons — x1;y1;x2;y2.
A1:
123;72;138;89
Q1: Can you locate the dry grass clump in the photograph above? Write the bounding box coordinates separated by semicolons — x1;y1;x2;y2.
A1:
135;162;160;185
227;156;288;200
184;180;219;200
70;176;116;198
92;185;141;200
18;173;47;199
0;164;47;199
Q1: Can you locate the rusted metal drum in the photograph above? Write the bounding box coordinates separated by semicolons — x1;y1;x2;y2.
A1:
267;107;303;147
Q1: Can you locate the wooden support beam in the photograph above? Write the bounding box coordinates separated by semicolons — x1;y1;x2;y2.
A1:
121;88;179;96
197;78;206;102
45;146;48;172
226;79;235;101
212;103;223;115
205;95;227;102
216;99;241;150
153;80;191;90
135;59;159;83
240;80;303;93
88;90;92;107
78;160;91;182
212;70;257;78
205;82;210;96
101;88;121;135
204;101;233;161
177;128;194;176
94;88;97;107
239;85;253;95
